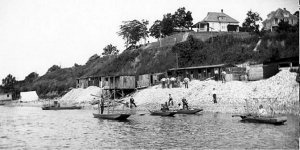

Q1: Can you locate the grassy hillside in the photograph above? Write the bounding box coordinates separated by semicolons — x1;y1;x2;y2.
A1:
21;31;298;98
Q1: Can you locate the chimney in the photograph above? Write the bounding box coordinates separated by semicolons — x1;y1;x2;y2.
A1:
221;9;223;13
283;8;286;11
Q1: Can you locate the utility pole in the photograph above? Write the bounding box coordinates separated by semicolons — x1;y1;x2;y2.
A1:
176;53;179;69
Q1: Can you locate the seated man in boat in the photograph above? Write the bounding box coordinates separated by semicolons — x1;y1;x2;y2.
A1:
258;104;267;117
130;96;137;108
182;97;189;110
161;102;169;112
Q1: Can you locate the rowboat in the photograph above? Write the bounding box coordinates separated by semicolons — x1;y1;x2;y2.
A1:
149;110;177;116
176;108;203;114
93;113;131;120
233;114;287;125
42;106;82;110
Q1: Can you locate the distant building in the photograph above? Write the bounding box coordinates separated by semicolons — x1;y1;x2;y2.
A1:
0;92;13;101
262;8;298;31
193;9;239;32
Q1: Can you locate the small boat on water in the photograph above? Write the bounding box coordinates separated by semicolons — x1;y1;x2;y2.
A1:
149;110;177;116
42;100;82;110
91;93;131;120
93;113;131;120
233;114;287;125
42;106;82;110
176;108;203;114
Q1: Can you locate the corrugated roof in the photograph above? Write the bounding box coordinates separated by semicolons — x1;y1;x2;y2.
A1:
168;64;235;71
201;12;239;23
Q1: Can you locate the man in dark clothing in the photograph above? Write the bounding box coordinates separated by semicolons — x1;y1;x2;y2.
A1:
168;94;174;106
130;96;137;108
100;94;105;114
182;97;189;110
212;88;217;104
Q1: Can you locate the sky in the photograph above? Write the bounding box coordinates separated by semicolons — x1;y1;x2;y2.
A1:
0;0;298;81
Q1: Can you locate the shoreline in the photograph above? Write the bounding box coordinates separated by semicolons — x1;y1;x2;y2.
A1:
4;100;299;116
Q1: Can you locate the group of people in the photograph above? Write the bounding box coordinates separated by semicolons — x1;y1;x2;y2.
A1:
161;77;177;88
161;94;189;111
161;76;190;89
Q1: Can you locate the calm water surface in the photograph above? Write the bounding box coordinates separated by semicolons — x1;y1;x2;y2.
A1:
0;106;299;149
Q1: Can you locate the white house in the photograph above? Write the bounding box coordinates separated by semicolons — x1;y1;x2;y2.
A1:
193;9;239;32
20;91;39;102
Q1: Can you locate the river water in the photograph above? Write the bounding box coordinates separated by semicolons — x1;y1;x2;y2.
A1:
0;106;299;149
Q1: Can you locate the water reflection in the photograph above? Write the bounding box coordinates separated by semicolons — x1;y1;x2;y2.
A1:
0;106;298;149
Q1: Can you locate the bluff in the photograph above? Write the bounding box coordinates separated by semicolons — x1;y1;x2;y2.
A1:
21;31;299;98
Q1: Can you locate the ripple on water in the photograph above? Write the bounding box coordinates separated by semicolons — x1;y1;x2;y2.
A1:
0;107;299;149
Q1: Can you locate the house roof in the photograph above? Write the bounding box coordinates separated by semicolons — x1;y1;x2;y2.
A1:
262;8;298;24
168;64;235;71
202;12;239;23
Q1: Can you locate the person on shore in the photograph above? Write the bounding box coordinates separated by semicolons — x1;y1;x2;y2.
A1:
166;77;170;88
170;77;176;88
168;94;174;106
258;104;267;117
161;77;166;88
182;97;189;110
221;70;226;83
183;77;189;88
214;69;219;81
212;88;217;104
130;96;137;108
100;94;105;114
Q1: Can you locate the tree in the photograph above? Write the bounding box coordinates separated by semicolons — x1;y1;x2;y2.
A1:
160;13;175;36
24;72;39;83
173;7;193;30
2;74;17;92
149;20;162;39
118;19;149;48
242;10;262;34
47;65;61;73
294;11;299;18
102;44;119;56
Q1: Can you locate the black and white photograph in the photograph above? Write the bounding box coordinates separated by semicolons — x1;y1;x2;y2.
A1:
0;0;299;149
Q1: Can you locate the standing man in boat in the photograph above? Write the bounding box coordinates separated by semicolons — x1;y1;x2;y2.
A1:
100;94;105;114
130;96;137;108
168;94;174;106
182;97;189;110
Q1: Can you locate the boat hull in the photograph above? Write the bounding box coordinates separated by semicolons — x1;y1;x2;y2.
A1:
149;111;176;116
240;115;287;125
42;106;82;110
176;109;203;114
93;113;131;120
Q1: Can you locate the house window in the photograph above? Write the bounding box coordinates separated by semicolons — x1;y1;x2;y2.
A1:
7;94;9;97
275;18;278;24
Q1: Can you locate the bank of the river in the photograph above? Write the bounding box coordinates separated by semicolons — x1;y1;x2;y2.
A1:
126;70;299;115
9;70;298;115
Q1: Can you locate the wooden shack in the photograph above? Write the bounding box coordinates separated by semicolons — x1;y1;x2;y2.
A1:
102;76;136;90
168;64;235;81
137;74;151;88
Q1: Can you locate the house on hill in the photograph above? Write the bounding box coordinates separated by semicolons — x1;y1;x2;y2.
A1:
262;8;298;31
193;9;239;32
